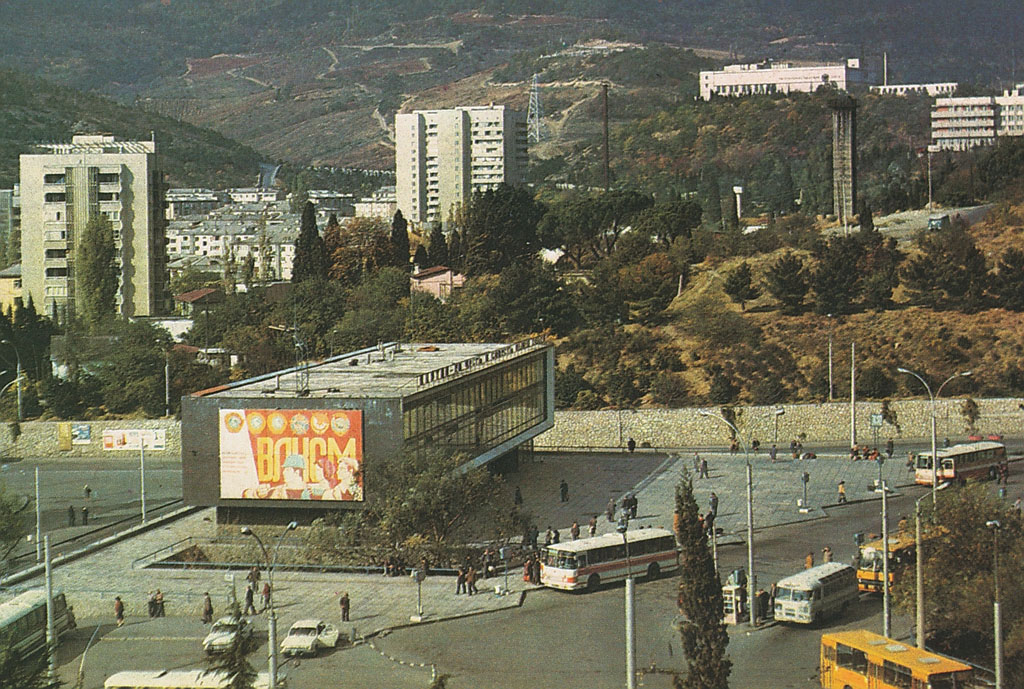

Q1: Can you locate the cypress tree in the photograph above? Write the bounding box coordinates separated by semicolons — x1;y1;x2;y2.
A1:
427;225;449;267
292;201;328;283
674;473;731;689
389;210;410;269
413;244;428;269
723;261;760;311
77;214;119;326
447;231;463;272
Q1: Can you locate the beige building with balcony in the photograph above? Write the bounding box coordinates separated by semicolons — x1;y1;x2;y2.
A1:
19;134;168;319
699;59;870;101
395;105;528;225
931;85;1024;151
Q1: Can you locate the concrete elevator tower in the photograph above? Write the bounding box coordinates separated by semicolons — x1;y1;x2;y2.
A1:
831;94;858;230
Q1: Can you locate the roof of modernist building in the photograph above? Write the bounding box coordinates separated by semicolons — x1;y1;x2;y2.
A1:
193;339;547;400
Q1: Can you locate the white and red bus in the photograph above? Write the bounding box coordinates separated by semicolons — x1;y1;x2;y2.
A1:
540;527;679;591
913;441;1006;485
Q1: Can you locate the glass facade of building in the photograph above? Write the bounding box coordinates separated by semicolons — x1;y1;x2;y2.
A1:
403;349;547;458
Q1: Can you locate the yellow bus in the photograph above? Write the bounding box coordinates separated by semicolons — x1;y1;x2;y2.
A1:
820;630;975;689
855;532;917;594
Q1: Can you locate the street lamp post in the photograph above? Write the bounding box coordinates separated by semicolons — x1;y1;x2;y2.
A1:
881;480;891;638
617;516;635;689
987;520;1003;689
241;522;298;689
698;410;756;628
896;368;972;507
772;407;785;446
1;339;23;421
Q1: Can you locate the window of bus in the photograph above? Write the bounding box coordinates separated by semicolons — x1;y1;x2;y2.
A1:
836;643;868;673
775;587;811;602
882;660;912;688
545;551;577;568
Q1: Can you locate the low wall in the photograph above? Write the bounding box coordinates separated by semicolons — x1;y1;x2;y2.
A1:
535;399;1024;451
0;419;180;460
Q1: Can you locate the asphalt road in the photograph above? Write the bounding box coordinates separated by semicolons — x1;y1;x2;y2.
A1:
55;487;931;689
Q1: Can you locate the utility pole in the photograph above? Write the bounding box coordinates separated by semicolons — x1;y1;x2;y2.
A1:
602;82;610;192
850;342;857;449
881;481;891;638
35;467;42;562
45;535;56;686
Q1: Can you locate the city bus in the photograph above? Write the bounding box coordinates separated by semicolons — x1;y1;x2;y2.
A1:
105;671;274;689
540;527;679;591
855;531;917;593
820;629;975;689
0;589;76;660
773;563;858;624
913;441;1005;486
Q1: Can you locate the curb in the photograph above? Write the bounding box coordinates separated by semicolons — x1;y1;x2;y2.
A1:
363;587;535;638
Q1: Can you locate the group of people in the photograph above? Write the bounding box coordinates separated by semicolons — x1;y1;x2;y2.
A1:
146;589;166;617
804;546;834;569
693;453;710;479
850;444;888;462
455;562;480;596
522;553;542;584
67;504;89;527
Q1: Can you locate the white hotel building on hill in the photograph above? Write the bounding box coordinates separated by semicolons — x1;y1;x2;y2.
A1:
699;59;870;101
931;84;1024;151
395;105;528;225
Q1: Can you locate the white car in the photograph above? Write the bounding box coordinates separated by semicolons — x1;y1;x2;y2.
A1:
280;619;340;657
202;616;254;655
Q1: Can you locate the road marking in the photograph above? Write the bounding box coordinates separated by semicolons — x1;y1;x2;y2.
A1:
102;636;203;642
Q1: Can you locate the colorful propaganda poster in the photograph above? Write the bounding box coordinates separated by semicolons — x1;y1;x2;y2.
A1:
71;423;92;445
218;408;364;501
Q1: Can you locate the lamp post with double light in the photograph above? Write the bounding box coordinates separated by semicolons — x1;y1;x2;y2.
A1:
617;515;636;689
1;338;23;421
896;368;972;507
241;522;297;689
986;520;1003;689
698;409;756;628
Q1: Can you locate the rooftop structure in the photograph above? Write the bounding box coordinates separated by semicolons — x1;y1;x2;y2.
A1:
181;339;554;523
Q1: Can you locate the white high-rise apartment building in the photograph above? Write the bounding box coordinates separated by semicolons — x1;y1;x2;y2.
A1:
395;105;528;225
931;84;1024;151
20;134;168;319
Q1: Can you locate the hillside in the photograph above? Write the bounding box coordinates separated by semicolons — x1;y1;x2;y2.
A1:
0;70;265;188
0;2;1019;169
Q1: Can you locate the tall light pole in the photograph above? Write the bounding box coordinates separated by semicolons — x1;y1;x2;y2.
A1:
617;516;635;689
772;407;785;446
897;368;972;507
926;143;940;210
881;479;891;638
850;342;856;449
241;522;298;689
698;409;756;628
987;520;1003;689
1;339;23;421
827;314;834;403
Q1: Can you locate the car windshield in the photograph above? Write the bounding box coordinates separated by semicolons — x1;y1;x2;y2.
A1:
290;627;317;637
775;587;810;602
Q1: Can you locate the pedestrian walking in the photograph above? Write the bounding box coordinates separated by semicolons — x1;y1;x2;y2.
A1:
466;566;478;596
837;480;847;504
693;453;700;473
154;589;165;617
886;438;894;458
822;546;833;563
68;505;76;527
626;437;636;453
629;494;638;518
552;528;560;544
699;457;709;479
606;498;616;522
559;480;569;502
456;567;466;595
709;492;719;518
514;486;523;507
246;566;260;587
147;591;157;618
588;516;597;538
114;596;125;627
804;552;814;569
84;484;91;499
261;581;271;611
339;592;350;622
243;584;257;615
544;526;554;546
81;505;88;526
769;445;777;462
201;592;213;624
570;520;580;540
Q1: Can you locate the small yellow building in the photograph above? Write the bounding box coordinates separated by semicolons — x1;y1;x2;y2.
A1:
0;263;22;312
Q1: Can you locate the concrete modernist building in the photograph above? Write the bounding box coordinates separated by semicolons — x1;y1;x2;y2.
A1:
931;84;1024;151
19;134;167;319
181;339;553;524
395;105;528;225
831;95;858;226
699;58;870;101
870;82;958;97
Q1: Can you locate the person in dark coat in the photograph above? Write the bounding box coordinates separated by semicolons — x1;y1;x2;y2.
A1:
81;506;89;525
466;566;478;596
514;486;523;507
114;596;125;627
339;592;350;622
455;567;466;595
201;593;213;624
68;505;76;527
243;584;257;615
559;480;569;502
626;437;636;453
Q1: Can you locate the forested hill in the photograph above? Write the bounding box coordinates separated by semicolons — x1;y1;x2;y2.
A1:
0;70;264;188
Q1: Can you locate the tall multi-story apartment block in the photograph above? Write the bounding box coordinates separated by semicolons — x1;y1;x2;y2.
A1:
931;85;1024;151
20;134;168;319
395;105;528;225
699;59;870;101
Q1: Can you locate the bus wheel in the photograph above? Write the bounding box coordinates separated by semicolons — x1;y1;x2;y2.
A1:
646;563;660;581
586;574;601;592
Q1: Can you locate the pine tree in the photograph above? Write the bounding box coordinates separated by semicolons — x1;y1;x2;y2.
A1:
389;210;410;270
447;231;463;272
990;247;1024;311
764;252;808;315
77;213;119;327
674;473;731;689
427;225;449;267
723;261;760;311
811;236;864;315
292;201;328;283
413;245;428;269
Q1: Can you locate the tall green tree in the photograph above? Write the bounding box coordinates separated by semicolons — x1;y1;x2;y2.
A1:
632;200;703;249
0;480;30;562
857;225;902;310
764;252;808;315
723;261;760;311
902;220;988;310
76;214;118;326
413;245;428;269
463;185;544;275
447;230;463;272
674;473;731;689
292;201;328;283
388;210;410;270
811;235;864;315
427;225;449;267
990;247;1024;311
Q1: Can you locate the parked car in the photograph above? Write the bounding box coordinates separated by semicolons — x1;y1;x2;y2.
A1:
280;619;340;657
203;616;254;655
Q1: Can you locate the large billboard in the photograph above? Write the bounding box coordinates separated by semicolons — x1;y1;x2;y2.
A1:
218;409;364;501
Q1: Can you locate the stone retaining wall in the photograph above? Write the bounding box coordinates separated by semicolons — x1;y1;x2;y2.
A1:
0;419;180;460
535;398;1024;450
